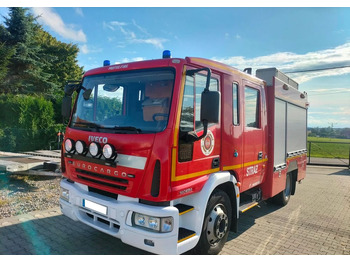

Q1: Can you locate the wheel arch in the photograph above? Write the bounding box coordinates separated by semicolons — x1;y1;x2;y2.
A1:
216;181;239;232
176;171;240;251
287;161;298;195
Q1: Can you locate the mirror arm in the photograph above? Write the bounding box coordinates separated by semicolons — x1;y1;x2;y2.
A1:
186;67;211;90
64;80;82;96
196;119;208;141
183;120;208;143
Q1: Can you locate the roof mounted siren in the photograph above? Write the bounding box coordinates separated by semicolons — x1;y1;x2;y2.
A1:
162;50;171;59
103;60;111;66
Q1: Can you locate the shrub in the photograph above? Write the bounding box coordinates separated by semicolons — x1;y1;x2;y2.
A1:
0;94;62;152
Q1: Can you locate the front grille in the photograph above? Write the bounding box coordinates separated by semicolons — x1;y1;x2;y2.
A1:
75;168;128;191
89;186;118;200
79;208;120;233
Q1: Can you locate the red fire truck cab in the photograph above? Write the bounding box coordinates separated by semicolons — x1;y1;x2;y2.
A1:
60;51;308;254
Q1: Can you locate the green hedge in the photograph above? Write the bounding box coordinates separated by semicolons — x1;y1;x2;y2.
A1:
0;94;64;152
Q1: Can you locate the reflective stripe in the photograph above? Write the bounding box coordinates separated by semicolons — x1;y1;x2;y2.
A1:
117;154;147;170
223;158;268;171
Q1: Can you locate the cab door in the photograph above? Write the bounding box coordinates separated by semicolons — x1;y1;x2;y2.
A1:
221;77;244;182
241;81;265;192
173;69;221;184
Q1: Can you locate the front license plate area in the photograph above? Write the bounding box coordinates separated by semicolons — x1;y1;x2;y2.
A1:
83;199;108;216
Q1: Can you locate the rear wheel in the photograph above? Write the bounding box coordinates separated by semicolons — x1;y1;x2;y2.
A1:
193;189;232;255
273;172;292;206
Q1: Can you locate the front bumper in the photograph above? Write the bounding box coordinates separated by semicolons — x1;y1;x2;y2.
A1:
59;178;180;254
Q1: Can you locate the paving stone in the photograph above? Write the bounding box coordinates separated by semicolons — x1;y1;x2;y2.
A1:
0;166;349;255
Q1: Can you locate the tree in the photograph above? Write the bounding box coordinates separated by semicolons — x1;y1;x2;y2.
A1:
0;7;84;123
0;42;14;82
0;7;53;94
34;28;83;99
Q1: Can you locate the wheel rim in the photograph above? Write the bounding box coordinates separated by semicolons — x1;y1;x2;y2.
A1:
206;203;229;246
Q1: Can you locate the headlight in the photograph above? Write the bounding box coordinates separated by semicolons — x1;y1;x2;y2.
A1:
75;140;87;155
60;187;69;202
64;139;74;153
89;142;101;157
102;144;116;159
133;212;173;233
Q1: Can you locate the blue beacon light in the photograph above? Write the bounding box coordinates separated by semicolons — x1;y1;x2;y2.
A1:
103;60;111;66
162;50;171;59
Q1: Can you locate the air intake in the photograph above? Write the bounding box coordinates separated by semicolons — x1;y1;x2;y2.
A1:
151;160;161;197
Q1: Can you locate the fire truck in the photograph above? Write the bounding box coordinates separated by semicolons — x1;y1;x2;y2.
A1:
60;50;308;255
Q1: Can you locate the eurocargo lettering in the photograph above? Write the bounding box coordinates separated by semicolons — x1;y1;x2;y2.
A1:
60;50;309;254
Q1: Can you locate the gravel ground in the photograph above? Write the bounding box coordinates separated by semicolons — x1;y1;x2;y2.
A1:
0;174;61;219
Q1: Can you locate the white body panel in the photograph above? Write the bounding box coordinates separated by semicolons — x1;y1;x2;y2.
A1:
60;172;239;255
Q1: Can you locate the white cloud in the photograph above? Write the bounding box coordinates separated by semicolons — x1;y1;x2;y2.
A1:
104;20;167;49
212;43;350;83
74;8;84;17
79;44;102;54
307;88;350;94
131;37;167;49
32;7;87;43
115;57;145;64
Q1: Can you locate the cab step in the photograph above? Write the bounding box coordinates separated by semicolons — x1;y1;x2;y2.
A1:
178;228;196;243
175;204;194;216
239;201;259;213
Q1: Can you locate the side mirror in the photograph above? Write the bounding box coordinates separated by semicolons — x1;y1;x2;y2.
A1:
183;67;221;143
201;90;220;123
62;95;72;119
62;81;81;119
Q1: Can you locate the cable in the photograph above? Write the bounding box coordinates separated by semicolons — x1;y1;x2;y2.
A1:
285;65;350;74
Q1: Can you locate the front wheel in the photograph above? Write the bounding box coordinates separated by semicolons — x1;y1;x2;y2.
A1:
192;189;232;255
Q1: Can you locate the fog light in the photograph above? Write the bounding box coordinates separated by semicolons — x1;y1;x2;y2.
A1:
64;139;74;153
76;140;87;155
144;239;155;247
89;142;101;157
60;187;69;202
102;144;116;159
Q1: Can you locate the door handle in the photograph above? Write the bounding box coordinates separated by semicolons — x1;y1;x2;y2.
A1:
258;152;263;160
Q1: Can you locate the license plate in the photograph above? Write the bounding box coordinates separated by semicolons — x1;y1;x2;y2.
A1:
83;199;107;216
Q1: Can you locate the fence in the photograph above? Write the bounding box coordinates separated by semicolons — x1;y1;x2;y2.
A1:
307;141;350;168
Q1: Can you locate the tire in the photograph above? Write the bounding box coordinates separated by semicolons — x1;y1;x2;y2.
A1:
192;189;232;255
273;172;292;206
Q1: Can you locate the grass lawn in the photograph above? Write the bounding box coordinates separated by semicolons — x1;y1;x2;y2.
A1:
307;137;350;159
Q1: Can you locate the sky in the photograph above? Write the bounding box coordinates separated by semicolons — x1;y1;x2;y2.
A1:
1;2;350;128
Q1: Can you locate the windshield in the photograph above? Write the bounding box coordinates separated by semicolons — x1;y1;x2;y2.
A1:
70;68;175;133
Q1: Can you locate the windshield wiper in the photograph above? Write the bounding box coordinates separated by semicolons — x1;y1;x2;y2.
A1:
112;126;142;134
72;122;103;130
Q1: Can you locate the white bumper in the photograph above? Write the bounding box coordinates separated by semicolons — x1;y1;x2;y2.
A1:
59;179;180;254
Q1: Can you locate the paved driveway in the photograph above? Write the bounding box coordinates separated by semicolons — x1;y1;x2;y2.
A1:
0;166;349;255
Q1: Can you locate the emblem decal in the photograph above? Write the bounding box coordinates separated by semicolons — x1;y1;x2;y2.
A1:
201;130;215;156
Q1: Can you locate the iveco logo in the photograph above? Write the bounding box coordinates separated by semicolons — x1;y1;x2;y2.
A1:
88;136;108;144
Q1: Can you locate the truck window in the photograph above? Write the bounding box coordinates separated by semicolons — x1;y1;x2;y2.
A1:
244;86;260;128
179;73;218;133
70;68;175;133
96;85;124;122
180;76;195;132
233;83;239;125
